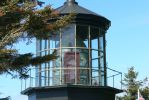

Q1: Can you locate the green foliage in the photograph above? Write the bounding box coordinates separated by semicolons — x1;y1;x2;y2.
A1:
0;0;73;47
0;0;74;78
141;87;149;99
2;53;57;79
117;67;149;100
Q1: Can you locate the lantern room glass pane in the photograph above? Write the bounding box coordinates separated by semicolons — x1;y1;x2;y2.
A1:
36;32;60;86
53;69;60;85
99;32;105;86
76;25;89;84
77;48;89;84
90;26;99;40
99;36;104;52
61;24;75;47
76;25;89;48
49;33;60;49
90;26;99;49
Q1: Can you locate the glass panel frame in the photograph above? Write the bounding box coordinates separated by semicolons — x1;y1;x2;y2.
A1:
35;24;107;87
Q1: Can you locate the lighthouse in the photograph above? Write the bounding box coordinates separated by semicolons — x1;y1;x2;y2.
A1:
21;0;122;100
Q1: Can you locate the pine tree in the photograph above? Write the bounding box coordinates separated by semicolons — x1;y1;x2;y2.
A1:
117;67;149;100
0;0;74;78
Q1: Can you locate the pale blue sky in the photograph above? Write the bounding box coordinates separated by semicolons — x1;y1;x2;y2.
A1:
0;0;149;99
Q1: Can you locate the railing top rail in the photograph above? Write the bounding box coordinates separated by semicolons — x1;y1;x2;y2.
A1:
21;67;123;91
107;67;122;74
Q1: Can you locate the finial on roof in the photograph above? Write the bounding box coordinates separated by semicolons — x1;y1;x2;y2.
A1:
67;0;75;2
65;0;78;5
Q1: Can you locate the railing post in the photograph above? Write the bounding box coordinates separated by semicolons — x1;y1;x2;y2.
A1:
25;79;26;89
30;69;31;87
21;79;22;91
121;73;122;89
113;75;114;88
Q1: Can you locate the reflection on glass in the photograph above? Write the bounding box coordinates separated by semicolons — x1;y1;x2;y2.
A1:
35;24;106;87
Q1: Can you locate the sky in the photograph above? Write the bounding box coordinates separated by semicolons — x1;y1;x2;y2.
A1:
0;0;149;99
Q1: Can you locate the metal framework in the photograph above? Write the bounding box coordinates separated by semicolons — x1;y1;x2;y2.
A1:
35;24;106;87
